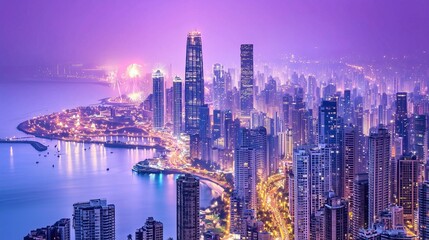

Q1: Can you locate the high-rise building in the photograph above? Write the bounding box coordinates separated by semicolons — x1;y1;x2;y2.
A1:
234;147;257;211
152;70;165;129
73;199;115;240
240;44;254;117
293;148;310;240
185;31;204;134
318;100;338;145
396;154;420;225
177;174;200;240
24;218;70;240
395;92;408;154
173;76;182;136
352;173;369;239
343;125;358;203
199;104;211;161
419;181;429;239
324;192;349;240
410;114;427;162
135;217;163;240
368;127;391;226
212;109;224;145
213;63;226;110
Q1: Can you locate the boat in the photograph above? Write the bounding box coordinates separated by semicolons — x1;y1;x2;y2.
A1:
106;168;110;171
132;159;164;174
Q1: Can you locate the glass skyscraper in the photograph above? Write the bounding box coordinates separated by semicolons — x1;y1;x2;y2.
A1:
152;70;164;129
240;44;254;117
185;31;204;134
177;174;200;240
173;76;182;136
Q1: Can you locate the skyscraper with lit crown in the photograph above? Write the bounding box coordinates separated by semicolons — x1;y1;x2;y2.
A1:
185;31;204;134
152;70;164;129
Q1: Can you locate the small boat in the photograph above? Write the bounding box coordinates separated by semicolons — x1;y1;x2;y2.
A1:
106;168;110;171
52;164;55;168
110;152;114;154
36;161;39;164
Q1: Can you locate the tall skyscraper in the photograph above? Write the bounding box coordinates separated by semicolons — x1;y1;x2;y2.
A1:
135;217;163;240
24;218;70;240
352;173;369;239
173;76;183;136
73;199;115;240
152;70;165;129
343;125;358;203
213;63;226;110
185;31;204;134
395;92;408;154
199;104;211;161
240;44;254;117
368;127;391;226
419;181;429;239
293;148;310;240
177;174;200;240
396;154;419;225
324;192;349;240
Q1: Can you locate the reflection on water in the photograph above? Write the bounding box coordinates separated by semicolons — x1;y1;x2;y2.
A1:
0;81;215;239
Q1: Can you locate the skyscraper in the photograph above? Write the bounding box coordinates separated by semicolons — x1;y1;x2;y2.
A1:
73;199;115;240
152;70;164;129
135;217;163;240
396;154;419;225
395;92;408;154
234;147;257;211
185;31;204;134
173;76;183;136
293;148;310;240
213;63;226;110
318;100;338;145
343;125;358;203
368;127;391;226
240;44;254;117
177;174;200;240
419;181;429;239
324;192;349;240
352;173;369;239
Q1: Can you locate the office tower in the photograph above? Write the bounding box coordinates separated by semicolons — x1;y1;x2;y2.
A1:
411;115;427;162
177;174;200;240
306;75;317;110
368;127;391;226
419;181;429;239
229;192;245;236
352;173;369;239
282;93;292;127
73;199;115;240
234;147;257;211
199;104;211;161
324;192;349;240
135;217;163;240
240;44;254;117
397;154;420;225
318;100;338;145
292;88;308;146
212;109;224;146
213;63;226;110
395;92;409;154
152;70;165;129
237;127;268;181
24;218;70;240
309;145;331;213
343;126;358;202
293;148;310;240
344;90;353;124
173;76;183;136
185;31;204;134
165;87;173;124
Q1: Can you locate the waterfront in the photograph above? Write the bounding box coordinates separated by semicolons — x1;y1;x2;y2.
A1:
0;80;216;239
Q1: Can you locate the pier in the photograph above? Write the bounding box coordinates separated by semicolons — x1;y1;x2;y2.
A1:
0;139;48;151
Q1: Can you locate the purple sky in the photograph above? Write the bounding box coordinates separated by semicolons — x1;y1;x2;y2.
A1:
1;1;428;74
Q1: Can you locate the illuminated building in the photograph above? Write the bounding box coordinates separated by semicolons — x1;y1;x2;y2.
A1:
173;76;183;136
177;174;200;240
352;173;369;239
324;192;349;240
396;154;419;226
240;44;254;117
234;147;257;211
24;218;70;240
395;92;409;154
152;70;165;129
73;199;115;240
185;31;204;134
368;127;391;226
419;181;429;239
213;63;226;110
